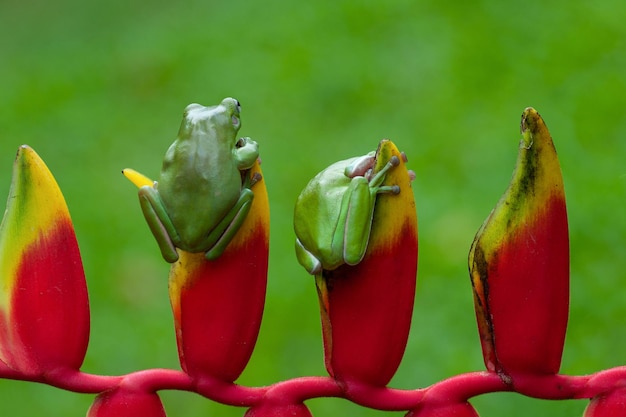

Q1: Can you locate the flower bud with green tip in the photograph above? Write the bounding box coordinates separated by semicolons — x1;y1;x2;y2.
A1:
469;108;569;380
0;146;90;378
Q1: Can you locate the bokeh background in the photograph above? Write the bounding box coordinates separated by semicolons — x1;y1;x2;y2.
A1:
1;1;625;416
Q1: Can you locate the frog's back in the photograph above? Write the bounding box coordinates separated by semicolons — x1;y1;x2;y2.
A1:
294;159;353;265
159;138;242;250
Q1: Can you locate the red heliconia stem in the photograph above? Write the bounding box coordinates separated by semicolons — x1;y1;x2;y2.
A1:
405;401;480;417
5;354;626;413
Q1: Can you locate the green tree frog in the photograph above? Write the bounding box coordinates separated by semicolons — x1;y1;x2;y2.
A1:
294;149;402;275
138;97;260;263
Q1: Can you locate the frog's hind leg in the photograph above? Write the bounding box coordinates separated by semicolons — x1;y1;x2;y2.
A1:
295;238;322;275
138;186;180;263
339;177;375;266
341;157;401;265
205;188;255;261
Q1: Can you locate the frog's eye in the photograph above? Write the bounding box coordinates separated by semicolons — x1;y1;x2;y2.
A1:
235;100;241;113
235;137;246;148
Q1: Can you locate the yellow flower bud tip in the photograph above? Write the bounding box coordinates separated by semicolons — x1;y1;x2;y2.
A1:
122;168;154;188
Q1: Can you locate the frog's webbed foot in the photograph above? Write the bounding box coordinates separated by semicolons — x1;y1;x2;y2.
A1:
368;155;401;194
249;172;263;188
241;169;262;189
399;150;417;181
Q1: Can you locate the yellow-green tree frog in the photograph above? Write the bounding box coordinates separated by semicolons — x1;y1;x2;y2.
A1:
138;97;260;263
294;149;401;275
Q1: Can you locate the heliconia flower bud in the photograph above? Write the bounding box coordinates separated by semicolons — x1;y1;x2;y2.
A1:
87;388;166;417
0;145;90;377
316;140;418;386
168;161;269;381
406;401;480;417
468;108;569;379
244;402;313;417
584;389;626;417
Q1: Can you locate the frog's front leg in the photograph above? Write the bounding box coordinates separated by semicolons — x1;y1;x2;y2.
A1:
234;137;260;171
138;185;182;263
204;187;255;261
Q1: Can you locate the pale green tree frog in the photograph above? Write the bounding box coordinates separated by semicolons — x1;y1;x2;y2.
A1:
294;150;401;275
138;97;260;263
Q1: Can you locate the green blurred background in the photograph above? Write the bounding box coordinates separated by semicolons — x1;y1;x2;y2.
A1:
1;0;625;416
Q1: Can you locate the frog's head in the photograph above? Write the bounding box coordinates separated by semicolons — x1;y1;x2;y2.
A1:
178;97;242;145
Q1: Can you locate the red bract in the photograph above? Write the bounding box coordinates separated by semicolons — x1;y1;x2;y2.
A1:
316;140;418;387
0;145;90;377
469;108;569;379
169;161;269;381
244;402;313;417
584;389;626;417
87;388;167;417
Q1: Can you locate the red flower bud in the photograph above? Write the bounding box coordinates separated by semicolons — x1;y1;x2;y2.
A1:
87;388;166;417
168;161;269;381
315;140;418;386
0;146;90;377
584;389;626;417
469;108;569;379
